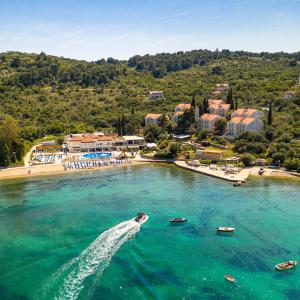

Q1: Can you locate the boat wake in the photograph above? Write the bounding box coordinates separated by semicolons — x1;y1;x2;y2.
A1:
41;216;148;300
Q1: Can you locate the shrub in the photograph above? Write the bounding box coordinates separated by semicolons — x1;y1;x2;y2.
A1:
240;153;255;167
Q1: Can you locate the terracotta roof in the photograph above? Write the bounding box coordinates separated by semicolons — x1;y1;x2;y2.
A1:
200;113;220;121
233;108;259;116
208;99;225;106
230;117;256;125
173;112;184;117
209;103;230;109
145;113;162;119
175;103;191;110
81;138;96;143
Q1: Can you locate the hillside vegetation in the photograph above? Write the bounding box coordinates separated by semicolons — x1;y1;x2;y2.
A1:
0;49;300;167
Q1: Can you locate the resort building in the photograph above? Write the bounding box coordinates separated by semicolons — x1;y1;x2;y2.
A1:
149;91;164;100
145;113;163;126
122;136;146;150
209;103;230;117
196;149;223;161
175;103;191;112
216;83;229;92
231;108;264;119
172;111;184;123
284;91;294;100
211;90;222;96
198;113;221;131
227;117;264;137
65;133;145;153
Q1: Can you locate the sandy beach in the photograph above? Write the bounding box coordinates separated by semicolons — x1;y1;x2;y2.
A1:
0;161;148;181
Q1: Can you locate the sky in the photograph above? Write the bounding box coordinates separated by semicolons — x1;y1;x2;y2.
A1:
0;0;300;61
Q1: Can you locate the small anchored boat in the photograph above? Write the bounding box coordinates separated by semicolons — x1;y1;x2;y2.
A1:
233;181;242;187
275;261;297;271
224;275;236;283
217;227;235;233
170;218;187;223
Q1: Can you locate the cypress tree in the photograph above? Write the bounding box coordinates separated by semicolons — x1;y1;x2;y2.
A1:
235;98;238;110
203;98;209;113
131;106;135;114
268;101;273;125
191;92;196;108
121;115;126;135
117;117;122;136
226;86;233;105
198;103;204;116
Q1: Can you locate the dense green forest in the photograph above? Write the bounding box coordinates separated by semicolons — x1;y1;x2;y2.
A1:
0;49;300;168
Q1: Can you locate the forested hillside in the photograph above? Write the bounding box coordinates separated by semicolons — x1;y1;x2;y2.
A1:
0;49;300;167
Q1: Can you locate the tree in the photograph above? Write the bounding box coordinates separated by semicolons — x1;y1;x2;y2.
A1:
211;66;223;75
144;125;162;142
203;98;209;113
235;98;238;110
131;106;135;114
0;115;25;167
214;118;227;135
268;101;273;125
191;92;196;108
240;153;255;167
272;152;286;165
158;113;169;131
226;86;233;104
176;109;194;134
169;143;180;158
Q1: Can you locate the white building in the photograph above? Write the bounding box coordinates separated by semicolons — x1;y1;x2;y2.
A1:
216;83;229;92
65;133;145;152
175;103;191;112
149;91;164;100
284;91;294;100
227;117;264;137
145;113;163;126
198;113;222;131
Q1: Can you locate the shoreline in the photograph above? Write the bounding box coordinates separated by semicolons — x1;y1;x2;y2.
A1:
0;161;149;181
1;160;299;182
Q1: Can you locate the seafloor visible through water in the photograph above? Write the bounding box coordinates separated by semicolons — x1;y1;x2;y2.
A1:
0;164;299;300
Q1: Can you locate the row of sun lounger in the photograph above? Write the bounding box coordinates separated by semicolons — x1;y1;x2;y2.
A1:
64;159;132;170
34;155;63;164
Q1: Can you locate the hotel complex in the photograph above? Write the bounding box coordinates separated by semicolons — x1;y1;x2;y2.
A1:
65;133;145;153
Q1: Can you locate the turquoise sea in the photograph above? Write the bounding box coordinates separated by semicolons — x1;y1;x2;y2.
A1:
0;164;300;300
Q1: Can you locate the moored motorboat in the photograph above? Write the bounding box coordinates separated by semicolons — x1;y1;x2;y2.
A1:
275;261;297;271
170;218;187;223
134;212;148;224
217;227;235;233
224;274;236;283
233;181;242;187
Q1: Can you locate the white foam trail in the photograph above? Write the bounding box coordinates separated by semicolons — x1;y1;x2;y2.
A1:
53;217;148;300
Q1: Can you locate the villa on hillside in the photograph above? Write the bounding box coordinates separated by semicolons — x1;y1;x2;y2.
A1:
172;103;191;123
196;149;223;161
65;133;145;152
231;108;264;119
227;117;264;137
209;103;230;117
149;91;164;100
284;91;294;100
198;113;221;131
216;83;229;92
145;113;163;126
208;99;225;106
175;103;191;112
172;111;184;123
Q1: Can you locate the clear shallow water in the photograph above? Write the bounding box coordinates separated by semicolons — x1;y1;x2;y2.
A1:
0;164;300;300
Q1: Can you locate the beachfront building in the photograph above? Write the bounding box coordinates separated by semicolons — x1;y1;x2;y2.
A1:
231;108;264;119
216;83;229;92
145;113;163;126
149;91;164;100
196;149;223;161
198;113;221;131
65;133;145;153
227;117;264;137
122;136;146;150
175;103;191;112
284;91;294;100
